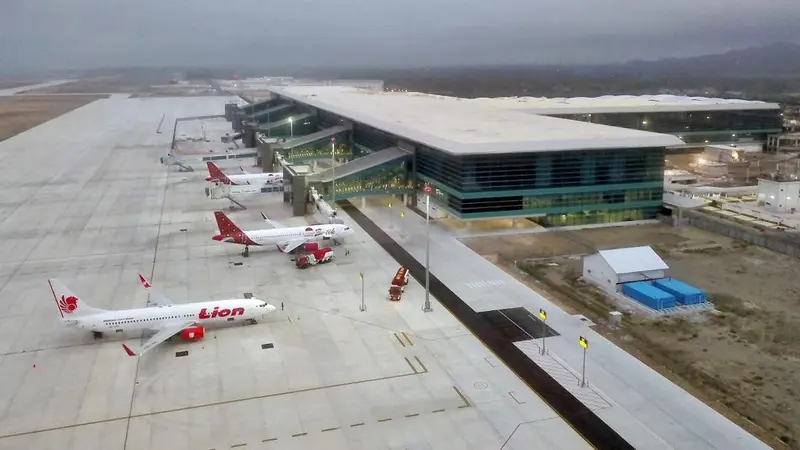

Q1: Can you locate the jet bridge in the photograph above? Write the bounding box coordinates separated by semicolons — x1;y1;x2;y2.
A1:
249;103;294;124
205;183;285;210
160;150;258;171
306;147;412;200
252;113;315;135
280;125;352;163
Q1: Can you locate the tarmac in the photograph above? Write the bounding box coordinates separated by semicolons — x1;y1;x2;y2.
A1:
0;95;590;450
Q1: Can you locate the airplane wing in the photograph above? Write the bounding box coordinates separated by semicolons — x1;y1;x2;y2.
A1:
277;238;305;253
122;320;194;357
260;212;284;229
138;274;174;307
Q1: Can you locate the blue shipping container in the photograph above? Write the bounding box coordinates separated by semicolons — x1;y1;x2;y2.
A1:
652;278;706;305
621;281;677;310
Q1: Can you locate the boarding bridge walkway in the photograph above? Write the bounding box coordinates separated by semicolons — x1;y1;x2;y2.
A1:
253;113;314;133
306;147;412;200
281;125;350;150
307;146;408;183
241;98;281;115
161;150;258;169
248;103;293;123
205;183;284;210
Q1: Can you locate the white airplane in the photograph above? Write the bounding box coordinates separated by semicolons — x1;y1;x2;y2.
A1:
205;161;283;185
211;211;355;257
47;274;276;357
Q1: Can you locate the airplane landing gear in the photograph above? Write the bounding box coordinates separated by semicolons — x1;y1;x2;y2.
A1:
242;245;250;258
92;331;103;339
247;318;258;325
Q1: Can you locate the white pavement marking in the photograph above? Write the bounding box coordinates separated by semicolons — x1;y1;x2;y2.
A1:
465;279;506;289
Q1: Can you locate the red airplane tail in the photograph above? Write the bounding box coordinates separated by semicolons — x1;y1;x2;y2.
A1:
206;161;232;184
214;211;245;236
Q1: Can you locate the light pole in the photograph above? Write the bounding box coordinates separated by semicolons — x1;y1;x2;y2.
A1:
359;272;365;312
289;117;293;138
331;137;336;214
579;336;588;387
423;185;433;312
539;309;547;355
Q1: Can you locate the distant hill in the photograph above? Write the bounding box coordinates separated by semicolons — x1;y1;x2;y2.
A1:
589;42;800;77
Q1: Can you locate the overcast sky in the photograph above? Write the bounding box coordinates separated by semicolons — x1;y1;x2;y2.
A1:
1;0;799;72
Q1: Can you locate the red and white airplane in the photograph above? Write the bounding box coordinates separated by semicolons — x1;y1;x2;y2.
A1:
212;211;355;257
48;275;276;357
205;161;283;185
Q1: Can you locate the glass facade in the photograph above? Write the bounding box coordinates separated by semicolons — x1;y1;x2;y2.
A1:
416;146;665;224
548;109;782;144
352;123;397;151
257;117;317;138
317;158;411;200
283;144;353;163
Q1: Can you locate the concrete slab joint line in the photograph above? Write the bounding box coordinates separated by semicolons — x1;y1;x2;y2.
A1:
453;386;471;408
338;199;636;450
0;356;423;441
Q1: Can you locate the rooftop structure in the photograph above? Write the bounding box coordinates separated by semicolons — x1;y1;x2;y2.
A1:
596;246;669;275
271;86;684;155
468;94;780;114
362;91;781;146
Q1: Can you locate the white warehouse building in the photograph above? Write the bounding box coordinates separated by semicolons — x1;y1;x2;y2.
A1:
757;177;800;212
582;246;669;294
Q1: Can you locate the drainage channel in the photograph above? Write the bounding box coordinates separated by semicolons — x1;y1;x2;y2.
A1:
339;200;634;450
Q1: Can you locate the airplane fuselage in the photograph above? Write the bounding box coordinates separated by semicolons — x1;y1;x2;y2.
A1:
214;224;354;247
63;299;269;332
224;173;282;185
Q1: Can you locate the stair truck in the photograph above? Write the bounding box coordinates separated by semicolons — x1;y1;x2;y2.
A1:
296;248;335;269
388;266;410;301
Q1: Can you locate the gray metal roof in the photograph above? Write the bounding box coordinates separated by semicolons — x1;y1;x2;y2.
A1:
270;86;684;155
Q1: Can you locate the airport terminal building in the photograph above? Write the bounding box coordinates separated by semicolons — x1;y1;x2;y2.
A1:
228;86;688;226
469;95;783;147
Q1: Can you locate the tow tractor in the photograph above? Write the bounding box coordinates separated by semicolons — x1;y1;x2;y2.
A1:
388;266;410;301
296;247;335;269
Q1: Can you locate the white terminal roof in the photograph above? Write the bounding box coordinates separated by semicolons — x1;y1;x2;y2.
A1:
597;246;669;275
271;86;684;154
467;94;780;115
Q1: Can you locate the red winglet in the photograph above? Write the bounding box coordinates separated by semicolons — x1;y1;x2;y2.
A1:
138;274;151;289
122;344;137;357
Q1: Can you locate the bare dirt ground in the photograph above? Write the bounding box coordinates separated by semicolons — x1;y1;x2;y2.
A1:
462;224;800;449
21;76;158;94
0;95;105;142
24;76;216;97
0;81;32;90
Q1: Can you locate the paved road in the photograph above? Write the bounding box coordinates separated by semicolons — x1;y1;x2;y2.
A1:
340;200;635;450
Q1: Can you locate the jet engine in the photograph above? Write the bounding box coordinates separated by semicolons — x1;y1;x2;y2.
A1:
180;326;205;341
303;242;319;252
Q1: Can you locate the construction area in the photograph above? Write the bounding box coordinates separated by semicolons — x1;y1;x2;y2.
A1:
462;224;800;448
